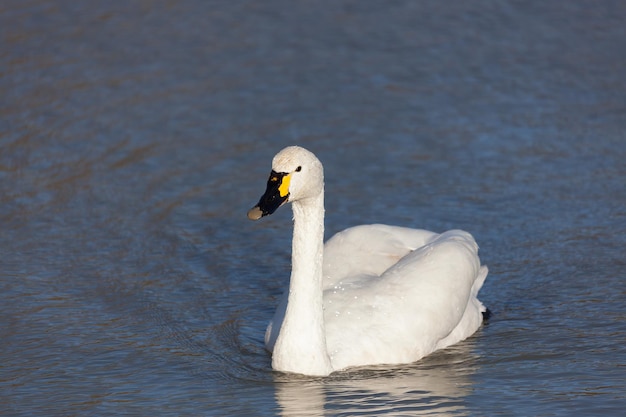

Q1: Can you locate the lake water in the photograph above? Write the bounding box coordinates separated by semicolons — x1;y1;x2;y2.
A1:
1;1;624;415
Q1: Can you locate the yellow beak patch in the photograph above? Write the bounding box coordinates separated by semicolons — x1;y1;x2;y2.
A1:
278;173;291;197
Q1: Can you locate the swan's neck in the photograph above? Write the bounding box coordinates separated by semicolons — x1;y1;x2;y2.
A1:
271;190;332;376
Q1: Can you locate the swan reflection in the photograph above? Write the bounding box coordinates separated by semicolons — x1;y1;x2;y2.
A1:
274;341;480;416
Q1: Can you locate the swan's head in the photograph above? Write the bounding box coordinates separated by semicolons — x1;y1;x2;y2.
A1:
248;146;324;220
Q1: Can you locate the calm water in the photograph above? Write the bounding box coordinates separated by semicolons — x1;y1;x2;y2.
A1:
1;1;625;415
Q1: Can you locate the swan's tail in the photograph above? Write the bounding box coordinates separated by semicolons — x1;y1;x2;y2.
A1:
473;265;489;316
473;266;488;297
433;264;489;350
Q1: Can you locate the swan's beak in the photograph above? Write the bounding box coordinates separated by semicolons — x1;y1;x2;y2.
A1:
247;170;290;220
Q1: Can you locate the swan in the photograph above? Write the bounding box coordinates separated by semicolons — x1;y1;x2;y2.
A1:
247;146;488;376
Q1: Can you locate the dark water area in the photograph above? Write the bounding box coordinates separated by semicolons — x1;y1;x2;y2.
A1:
1;1;625;415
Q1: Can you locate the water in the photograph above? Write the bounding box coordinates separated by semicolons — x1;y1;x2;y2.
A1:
1;1;624;415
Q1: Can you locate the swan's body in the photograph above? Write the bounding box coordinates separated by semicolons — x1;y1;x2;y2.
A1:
248;146;488;376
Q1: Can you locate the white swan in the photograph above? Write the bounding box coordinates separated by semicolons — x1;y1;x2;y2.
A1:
248;146;488;376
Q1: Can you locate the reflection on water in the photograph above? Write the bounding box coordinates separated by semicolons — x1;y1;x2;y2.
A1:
275;343;479;416
2;0;625;415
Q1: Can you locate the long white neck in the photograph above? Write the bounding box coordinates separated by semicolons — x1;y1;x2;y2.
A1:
271;189;333;376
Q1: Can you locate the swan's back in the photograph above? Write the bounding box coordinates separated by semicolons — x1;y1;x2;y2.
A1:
321;226;487;371
322;224;438;285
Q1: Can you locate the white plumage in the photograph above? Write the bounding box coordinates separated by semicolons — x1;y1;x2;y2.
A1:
249;146;488;376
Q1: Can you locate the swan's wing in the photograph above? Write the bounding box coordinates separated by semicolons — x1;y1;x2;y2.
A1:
322;224;438;287
324;229;486;371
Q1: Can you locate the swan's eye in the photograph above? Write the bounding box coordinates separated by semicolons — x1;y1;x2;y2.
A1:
295;166;302;172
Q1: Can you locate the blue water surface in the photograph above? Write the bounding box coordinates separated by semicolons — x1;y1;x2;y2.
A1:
1;1;624;415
